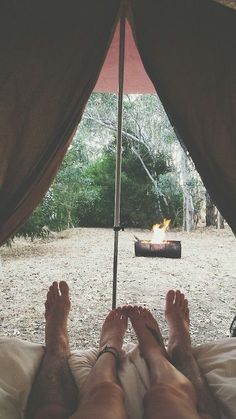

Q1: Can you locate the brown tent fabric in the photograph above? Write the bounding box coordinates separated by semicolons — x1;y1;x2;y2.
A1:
130;0;236;233
0;0;121;245
1;0;236;245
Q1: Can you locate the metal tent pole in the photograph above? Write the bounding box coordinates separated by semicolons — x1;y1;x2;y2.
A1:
112;4;126;309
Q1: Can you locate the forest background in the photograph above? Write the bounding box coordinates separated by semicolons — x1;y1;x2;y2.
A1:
15;93;221;240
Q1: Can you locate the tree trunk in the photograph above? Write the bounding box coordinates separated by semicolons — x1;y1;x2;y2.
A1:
206;193;216;226
181;148;195;232
216;210;224;229
67;209;74;229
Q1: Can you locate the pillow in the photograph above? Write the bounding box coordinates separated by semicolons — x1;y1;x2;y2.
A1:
193;338;236;419
0;338;43;419
0;337;236;419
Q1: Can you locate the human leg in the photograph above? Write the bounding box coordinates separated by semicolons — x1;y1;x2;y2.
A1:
71;308;129;419
26;281;78;419
128;306;205;419
165;290;219;419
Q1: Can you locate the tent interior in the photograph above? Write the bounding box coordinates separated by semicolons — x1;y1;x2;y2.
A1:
0;0;236;418
0;0;236;245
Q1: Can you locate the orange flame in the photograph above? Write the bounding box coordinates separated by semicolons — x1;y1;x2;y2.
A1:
151;219;171;244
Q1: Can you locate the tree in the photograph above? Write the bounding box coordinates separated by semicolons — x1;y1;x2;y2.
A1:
11;92;208;240
83;93;182;222
205;193;224;229
206;192;216;227
76;137;182;228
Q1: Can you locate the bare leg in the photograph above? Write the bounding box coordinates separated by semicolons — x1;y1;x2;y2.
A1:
72;308;129;419
165;290;219;419
129;306;203;419
26;281;78;419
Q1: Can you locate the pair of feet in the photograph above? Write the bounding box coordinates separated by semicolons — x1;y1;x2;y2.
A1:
100;290;191;365
45;282;191;365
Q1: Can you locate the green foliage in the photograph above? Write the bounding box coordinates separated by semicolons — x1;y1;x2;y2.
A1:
16;202;52;240
121;145;172;227
187;175;205;217
11;92;205;242
76;143;182;228
157;173;183;226
14;139;87;240
77;154;115;226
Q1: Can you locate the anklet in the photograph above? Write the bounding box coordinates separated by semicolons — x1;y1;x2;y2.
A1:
97;345;119;361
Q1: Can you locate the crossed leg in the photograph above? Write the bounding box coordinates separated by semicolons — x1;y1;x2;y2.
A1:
26;281;78;419
165;290;219;419
129;306;208;419
71;308;129;419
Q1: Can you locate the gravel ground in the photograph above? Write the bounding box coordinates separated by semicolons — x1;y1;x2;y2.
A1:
0;226;235;350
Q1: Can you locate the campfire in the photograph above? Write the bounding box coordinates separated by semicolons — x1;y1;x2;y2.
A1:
134;219;181;258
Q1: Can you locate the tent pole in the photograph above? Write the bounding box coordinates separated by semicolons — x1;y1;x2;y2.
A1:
112;3;126;309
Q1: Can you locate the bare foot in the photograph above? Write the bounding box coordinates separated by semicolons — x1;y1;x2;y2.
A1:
45;281;71;355
99;308;128;354
128;306;168;367
78;309;128;402
165;289;191;356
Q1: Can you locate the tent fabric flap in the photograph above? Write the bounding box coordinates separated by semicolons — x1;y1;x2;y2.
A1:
130;0;236;233
0;0;121;245
0;0;236;244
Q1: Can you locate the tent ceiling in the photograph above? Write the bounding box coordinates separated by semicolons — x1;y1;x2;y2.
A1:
94;20;155;94
94;0;236;93
94;0;236;94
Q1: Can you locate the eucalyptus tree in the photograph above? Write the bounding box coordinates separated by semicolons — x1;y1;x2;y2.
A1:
83;93;182;222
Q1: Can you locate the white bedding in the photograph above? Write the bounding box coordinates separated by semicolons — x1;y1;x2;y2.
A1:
0;337;236;419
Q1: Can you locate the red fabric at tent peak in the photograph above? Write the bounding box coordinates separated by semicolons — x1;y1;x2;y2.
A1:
94;20;155;94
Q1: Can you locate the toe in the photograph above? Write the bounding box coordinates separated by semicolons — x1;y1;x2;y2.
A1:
184;299;190;322
185;307;190;323
115;308;122;319
120;311;128;327
138;307;145;318
107;310;115;321
59;281;69;297
179;292;185;308
120;311;127;320
183;298;188;310
121;305;129;315
143;308;150;319
175;290;181;306
134;306;141;317
166;290;175;307
49;285;54;301
52;281;59;297
124;305;133;316
146;309;152;318
129;306;139;320
117;307;127;320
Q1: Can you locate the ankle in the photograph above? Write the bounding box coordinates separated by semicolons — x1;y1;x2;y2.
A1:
168;342;192;363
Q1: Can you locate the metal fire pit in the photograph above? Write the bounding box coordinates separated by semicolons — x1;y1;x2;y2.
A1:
135;240;181;258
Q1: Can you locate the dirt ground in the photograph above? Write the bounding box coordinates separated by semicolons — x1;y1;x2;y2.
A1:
0;226;236;350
